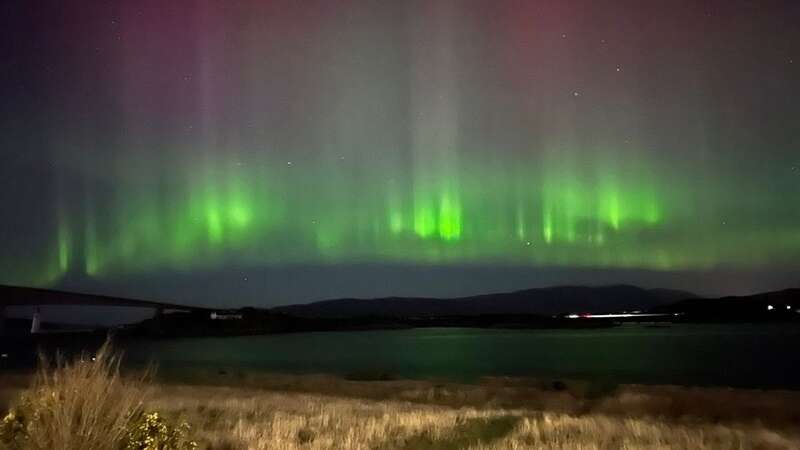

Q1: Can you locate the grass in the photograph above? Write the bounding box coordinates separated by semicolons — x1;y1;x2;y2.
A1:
0;341;194;450
145;385;799;450
1;342;149;450
389;416;520;450
2;345;800;449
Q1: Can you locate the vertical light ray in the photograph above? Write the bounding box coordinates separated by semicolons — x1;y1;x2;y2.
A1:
410;1;463;244
5;0;798;288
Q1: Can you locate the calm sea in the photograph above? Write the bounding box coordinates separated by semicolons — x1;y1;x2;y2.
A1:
112;324;800;389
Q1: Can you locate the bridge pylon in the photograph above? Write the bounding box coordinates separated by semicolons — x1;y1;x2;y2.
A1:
31;308;41;334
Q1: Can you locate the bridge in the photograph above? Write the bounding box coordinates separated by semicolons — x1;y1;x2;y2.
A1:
0;284;212;334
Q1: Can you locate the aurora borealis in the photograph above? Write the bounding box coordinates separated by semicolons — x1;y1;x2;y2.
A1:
1;0;799;304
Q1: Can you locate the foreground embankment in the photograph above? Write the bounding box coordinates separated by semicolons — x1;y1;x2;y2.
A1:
2;346;800;450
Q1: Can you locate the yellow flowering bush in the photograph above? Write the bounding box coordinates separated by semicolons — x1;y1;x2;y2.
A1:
0;410;29;448
122;411;197;450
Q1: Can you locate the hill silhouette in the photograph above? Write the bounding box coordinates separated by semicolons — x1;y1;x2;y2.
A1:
654;288;800;321
272;285;696;318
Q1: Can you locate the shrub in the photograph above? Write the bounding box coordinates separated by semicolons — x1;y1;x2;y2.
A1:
0;410;28;448
123;411;197;450
0;339;196;450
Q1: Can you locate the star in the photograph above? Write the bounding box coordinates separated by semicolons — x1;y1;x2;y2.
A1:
616;66;622;72
573;91;580;97
287;161;293;166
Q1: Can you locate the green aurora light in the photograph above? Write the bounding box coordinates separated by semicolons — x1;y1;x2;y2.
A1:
1;0;799;292
8;151;798;288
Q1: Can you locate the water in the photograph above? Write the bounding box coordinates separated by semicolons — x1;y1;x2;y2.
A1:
116;324;800;389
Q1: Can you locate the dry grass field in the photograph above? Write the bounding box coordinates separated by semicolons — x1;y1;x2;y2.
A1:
2;343;800;449
150;384;800;450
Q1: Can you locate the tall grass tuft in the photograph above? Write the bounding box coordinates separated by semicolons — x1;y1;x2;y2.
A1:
0;339;195;450
1;339;147;450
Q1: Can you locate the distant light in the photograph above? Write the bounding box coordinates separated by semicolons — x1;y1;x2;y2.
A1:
767;305;774;311
0;354;7;358
579;313;669;319
787;305;792;310
567;314;580;319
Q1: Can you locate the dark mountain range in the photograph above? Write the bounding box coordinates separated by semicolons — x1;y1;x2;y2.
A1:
4;285;800;341
272;285;697;319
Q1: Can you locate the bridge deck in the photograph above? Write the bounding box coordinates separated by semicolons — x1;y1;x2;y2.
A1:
0;285;209;311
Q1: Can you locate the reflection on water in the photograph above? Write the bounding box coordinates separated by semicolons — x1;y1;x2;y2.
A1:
118;324;800;389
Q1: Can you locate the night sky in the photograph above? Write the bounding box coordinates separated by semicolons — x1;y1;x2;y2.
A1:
1;0;799;307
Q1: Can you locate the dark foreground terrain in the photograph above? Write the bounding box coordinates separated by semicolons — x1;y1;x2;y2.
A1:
3;358;800;450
